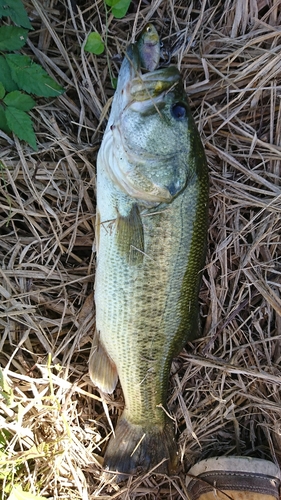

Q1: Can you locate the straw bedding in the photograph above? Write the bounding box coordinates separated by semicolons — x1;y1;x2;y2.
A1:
0;0;280;498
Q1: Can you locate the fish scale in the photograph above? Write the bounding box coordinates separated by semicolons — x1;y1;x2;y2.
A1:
89;24;208;479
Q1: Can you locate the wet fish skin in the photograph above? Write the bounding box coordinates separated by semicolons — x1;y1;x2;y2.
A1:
90;25;208;479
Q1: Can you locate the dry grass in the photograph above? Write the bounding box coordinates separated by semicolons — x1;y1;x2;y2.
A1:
0;0;281;498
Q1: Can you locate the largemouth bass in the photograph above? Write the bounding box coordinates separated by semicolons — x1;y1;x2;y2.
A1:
90;24;208;479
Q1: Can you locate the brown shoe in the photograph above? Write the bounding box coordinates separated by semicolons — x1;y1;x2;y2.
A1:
186;456;281;500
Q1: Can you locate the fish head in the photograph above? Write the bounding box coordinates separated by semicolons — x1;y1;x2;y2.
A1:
103;37;200;206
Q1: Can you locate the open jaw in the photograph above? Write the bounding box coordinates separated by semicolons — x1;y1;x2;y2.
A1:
119;43;181;109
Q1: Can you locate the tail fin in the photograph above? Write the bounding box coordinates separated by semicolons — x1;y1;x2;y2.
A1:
103;415;178;481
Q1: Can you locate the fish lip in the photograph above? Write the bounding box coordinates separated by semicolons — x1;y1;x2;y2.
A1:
119;44;180;105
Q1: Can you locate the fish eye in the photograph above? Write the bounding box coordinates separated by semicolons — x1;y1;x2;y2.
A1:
171;102;187;119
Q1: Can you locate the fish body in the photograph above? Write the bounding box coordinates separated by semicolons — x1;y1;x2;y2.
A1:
90;25;208;479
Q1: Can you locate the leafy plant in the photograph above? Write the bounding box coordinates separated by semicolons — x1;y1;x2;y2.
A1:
84;0;131;87
84;32;105;55
0;0;64;150
105;0;131;18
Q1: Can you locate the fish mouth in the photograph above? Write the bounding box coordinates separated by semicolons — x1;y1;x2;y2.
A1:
119;44;180;106
101;44;184;205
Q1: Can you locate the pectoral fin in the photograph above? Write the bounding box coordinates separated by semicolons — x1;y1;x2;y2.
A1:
89;331;118;394
116;204;144;264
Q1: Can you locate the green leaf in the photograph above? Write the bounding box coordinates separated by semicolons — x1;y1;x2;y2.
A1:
0;26;28;51
84;32;105;55
8;486;47;500
105;0;123;5
0;56;19;92
0;105;11;134
112;2;130;18
0;82;5;99
4;91;36;111
105;0;130;18
0;0;32;29
111;76;118;89
5;106;37;150
5;55;64;97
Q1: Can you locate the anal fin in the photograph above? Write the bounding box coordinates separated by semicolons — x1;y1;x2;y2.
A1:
89;331;118;394
116;204;144;265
